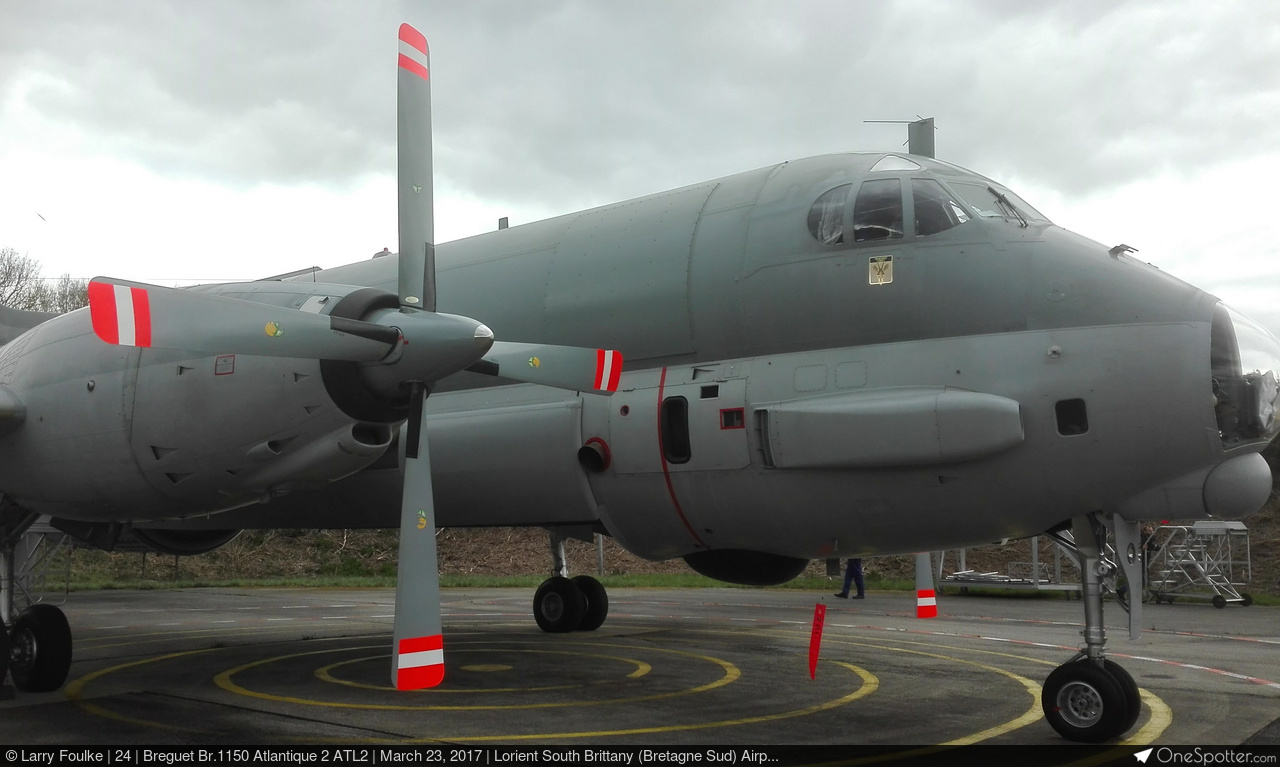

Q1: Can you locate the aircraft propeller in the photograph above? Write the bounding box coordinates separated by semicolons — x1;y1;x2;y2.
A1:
86;23;621;691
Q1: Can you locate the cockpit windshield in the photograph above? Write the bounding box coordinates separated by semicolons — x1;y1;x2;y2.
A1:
950;182;1049;225
1211;303;1280;445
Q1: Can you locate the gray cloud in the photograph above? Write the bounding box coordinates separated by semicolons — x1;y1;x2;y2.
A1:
4;0;1278;209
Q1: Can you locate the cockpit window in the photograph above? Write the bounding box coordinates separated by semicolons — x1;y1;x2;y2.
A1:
950;182;1049;224
871;155;923;172
852;178;903;242
807;184;850;245
912;179;969;236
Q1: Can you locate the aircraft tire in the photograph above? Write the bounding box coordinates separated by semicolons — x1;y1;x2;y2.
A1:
8;604;72;693
533;576;586;633
0;619;9;688
571;575;609;632
1103;659;1142;736
1041;660;1130;743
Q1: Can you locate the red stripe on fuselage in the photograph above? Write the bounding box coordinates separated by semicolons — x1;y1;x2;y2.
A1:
657;366;707;549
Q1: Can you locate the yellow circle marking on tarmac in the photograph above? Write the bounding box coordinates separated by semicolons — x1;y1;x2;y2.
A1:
458;664;512;672
738;627;1173;747
64;648;220;733
215;641;738;710
314;648;651;692
671;628;1043;749
1123;689;1173;746
65;620;1172;745
308;661;879;744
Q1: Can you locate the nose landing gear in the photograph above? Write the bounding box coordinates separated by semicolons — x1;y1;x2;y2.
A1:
1041;514;1142;742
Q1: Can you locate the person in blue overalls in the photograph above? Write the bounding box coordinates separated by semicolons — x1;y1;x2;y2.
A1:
834;558;864;599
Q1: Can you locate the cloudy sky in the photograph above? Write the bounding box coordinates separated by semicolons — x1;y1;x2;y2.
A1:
3;0;1280;333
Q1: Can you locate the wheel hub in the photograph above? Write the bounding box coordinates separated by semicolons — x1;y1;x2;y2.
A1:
541;593;565;622
10;628;35;671
1057;680;1105;727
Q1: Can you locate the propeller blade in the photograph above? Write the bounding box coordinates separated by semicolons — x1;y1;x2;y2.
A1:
87;278;399;361
397;23;434;312
391;383;445;689
470;342;623;394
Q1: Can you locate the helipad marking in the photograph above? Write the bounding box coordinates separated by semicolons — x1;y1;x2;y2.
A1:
215;641;741;710
678;628;1043;745
62;591;1213;744
309;662;878;744
314;648;651;693
681;625;1171;746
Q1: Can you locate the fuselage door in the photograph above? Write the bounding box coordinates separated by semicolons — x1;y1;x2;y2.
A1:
608;369;749;474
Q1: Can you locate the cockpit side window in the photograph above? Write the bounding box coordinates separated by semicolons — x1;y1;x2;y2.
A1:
912;178;969;236
853;178;903;242
807;184;850;245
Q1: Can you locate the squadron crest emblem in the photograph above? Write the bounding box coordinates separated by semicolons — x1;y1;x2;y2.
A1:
868;255;893;285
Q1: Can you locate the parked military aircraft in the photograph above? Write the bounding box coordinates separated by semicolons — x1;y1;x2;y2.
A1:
1;23;1277;743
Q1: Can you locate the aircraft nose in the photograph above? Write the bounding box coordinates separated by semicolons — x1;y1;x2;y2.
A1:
1212;303;1280;443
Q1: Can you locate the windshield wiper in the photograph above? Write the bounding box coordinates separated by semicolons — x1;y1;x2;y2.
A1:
988;186;1028;228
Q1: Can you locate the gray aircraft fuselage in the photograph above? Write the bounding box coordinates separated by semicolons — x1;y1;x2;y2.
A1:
1;152;1276;567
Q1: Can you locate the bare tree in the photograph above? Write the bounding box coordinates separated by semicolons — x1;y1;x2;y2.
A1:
0;247;46;309
0;247;88;313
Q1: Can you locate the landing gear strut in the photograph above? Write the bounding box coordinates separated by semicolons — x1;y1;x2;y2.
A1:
1041;514;1141;742
1;503;74;693
532;530;609;633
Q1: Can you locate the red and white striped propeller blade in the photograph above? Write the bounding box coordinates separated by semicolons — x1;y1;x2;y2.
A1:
87;278;399;361
471;342;623;394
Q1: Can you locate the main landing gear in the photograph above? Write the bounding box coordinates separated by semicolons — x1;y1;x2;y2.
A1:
1;504;74;693
532;530;609;633
1040;513;1143;742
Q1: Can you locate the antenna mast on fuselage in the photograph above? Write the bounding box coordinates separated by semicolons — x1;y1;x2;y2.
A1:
865;117;936;158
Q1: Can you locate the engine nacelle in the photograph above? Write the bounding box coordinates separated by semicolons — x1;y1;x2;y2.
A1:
0;282;399;522
127;527;242;556
682;549;809;586
46;518;241;555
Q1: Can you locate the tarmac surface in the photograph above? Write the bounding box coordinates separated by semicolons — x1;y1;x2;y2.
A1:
1;586;1278;747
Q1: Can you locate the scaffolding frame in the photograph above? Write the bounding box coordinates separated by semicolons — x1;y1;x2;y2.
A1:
940;535;1083;593
1147;521;1253;608
0;517;72;625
